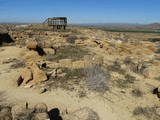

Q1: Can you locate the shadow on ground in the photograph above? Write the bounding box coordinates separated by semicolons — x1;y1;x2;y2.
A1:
48;108;63;120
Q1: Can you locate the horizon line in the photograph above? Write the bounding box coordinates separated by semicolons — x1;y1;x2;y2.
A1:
0;22;159;25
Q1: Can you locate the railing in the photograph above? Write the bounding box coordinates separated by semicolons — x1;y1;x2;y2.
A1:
43;17;67;30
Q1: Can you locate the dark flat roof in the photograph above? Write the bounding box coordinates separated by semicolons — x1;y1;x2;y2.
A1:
49;17;67;20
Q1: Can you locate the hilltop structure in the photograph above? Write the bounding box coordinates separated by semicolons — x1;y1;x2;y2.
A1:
43;17;67;30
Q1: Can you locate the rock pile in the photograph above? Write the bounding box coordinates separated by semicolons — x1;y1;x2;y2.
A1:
1;102;99;120
0;102;50;120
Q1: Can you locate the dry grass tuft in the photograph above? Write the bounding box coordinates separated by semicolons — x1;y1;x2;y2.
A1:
86;65;110;92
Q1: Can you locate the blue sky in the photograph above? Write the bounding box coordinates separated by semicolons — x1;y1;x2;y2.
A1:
0;0;160;24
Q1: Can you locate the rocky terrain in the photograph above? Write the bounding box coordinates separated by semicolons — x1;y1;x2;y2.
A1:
0;24;160;120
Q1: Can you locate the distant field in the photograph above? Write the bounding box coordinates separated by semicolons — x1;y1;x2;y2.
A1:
91;27;160;33
75;24;160;34
103;29;160;33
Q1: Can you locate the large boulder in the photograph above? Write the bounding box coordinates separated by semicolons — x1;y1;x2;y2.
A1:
43;48;56;55
22;51;43;63
46;61;59;69
32;66;48;84
20;67;33;85
43;41;54;48
25;37;38;49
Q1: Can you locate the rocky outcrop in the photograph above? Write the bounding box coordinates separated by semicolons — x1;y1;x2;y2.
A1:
11;102;34;119
3;102;57;120
20;67;33;85
1;102;63;120
25;37;38;49
23;51;43;63
31;65;48;84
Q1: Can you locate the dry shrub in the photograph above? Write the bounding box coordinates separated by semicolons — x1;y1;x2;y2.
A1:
115;74;136;88
107;61;126;75
86;65;110;92
10;60;25;69
124;74;136;84
66;34;77;44
131;88;143;97
133;106;160;120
